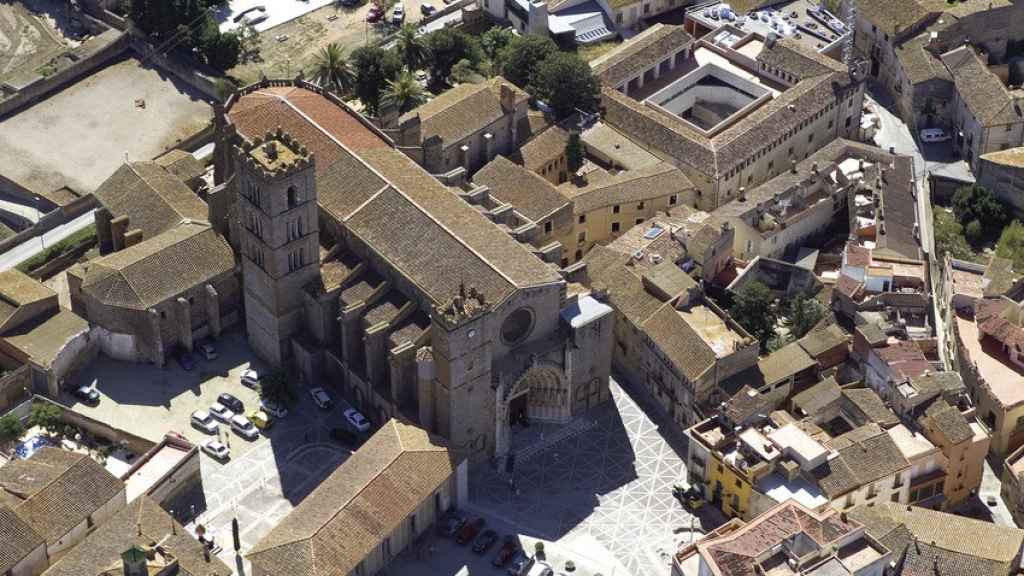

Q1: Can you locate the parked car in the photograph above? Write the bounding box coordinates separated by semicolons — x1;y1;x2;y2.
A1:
309;387;332;410
73;385;100;405
421;3;436;15
191;410;219;434
472;529;498;554
230;415;259;440
330;427;361;447
260;398;288;418
507;550;530;576
391;4;405;25
233;5;266;22
525;561;554;576
218;393;244;414
249;409;272;430
208;402;235;423
366;5;383;22
438;512;465;537
919;127;951;143
201;438;230;460
175;349;196;371
240;368;260;389
456;518;485;545
343;407;370;431
200;342;218;360
493;535;519;567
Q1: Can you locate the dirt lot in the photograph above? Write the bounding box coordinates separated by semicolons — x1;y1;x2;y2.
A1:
0;56;212;195
228;0;434;85
0;0;83;84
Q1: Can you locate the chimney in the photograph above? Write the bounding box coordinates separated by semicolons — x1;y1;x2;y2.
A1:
110;215;130;252
124;228;144;248
791;159;798;174
499;82;517;113
811;161;819;174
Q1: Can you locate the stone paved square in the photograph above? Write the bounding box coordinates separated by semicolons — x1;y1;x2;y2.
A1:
470;378;716;576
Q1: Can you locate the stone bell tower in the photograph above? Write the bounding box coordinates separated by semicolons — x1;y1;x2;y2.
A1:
426;283;496;459
235;128;320;366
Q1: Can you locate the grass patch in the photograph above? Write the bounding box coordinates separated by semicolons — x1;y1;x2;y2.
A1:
577;40;622;62
37;63;57;77
16;224;97;274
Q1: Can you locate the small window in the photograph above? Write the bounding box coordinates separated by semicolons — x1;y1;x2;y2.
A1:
637;201;645;210
635;218;644;225
612;222;620;233
287;185;299;208
579;214;586;224
577;231;586;243
544;221;552;233
613;205;621;214
575;249;583;260
845;116;852;128
669;194;678;205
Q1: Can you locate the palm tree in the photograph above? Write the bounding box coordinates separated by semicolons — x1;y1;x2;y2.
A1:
395;23;430;73
311;42;354;96
382;71;427;114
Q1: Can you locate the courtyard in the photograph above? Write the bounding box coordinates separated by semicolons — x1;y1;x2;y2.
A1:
0;56;212;196
0;0;82;85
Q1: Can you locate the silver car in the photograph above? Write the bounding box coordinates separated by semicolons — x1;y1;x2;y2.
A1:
190;410;219;434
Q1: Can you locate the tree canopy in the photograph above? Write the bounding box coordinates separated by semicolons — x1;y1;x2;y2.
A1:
382;71;428;114
126;0;241;71
952;184;1008;244
565;131;584;176
29;403;64;436
529;51;600;119
425;28;481;85
783;295;826;340
729;281;778;351
312;42;355;96
351;45;403;115
498;35;557;88
396;23;431;73
0;414;24;447
996;220;1024;271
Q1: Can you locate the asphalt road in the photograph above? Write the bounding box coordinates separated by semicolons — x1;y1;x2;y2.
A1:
0;209;95;272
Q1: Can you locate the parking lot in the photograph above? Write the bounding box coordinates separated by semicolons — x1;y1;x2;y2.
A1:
67;329;364;573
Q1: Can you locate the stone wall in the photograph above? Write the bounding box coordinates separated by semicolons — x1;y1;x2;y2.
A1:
0;365;32;413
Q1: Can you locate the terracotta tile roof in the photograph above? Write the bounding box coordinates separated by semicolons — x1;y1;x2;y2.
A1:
894;27;953;85
942;46;1023;126
515;124;570;172
797;324;849;358
585;246;665;324
757;341;815;387
474;155;570;222
2;447;125;544
814;423;909;497
94;161;209;240
0;506;44;575
559;161;694;214
697;500;860;576
229;85;560;306
853;0;934;36
2;308;89;367
590;24;694;88
834;274;863;299
42;496;232;576
642;304;717;383
980;314;1024;353
791;376;842;415
850;502;1024;576
154;149;205;185
72;223;235;311
908;371;964;398
841;388;900;428
247;420;459;576
400;77;528;145
875;341;931;380
0;269;57;334
922;399;973;444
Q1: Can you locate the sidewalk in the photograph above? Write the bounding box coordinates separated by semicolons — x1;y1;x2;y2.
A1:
0;209;95;272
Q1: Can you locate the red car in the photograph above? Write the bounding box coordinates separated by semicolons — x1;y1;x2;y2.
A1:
456;518;485;545
492;535;518;567
365;5;383;22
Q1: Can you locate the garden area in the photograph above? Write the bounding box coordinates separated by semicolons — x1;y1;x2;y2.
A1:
932;184;1024;270
15;223;97;275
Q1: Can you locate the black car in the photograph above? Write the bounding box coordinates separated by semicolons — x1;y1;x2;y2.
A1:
73;385;100;405
472;529;498;554
329;427;362;448
217;393;244;414
175;349;196;371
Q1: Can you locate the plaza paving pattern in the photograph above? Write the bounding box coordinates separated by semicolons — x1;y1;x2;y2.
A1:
470;379;705;576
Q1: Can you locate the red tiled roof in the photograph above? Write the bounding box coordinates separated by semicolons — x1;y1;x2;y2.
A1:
845;244;872;268
835;274;863;299
875;341;931;380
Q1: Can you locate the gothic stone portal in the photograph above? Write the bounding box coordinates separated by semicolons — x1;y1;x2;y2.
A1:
494;364;571;459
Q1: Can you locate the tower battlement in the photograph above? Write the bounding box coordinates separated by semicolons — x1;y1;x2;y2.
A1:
235;127;315;179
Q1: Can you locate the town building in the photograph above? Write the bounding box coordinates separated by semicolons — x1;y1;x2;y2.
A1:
0;447;126;562
247;420;465;576
390;77;531;176
978;147;1024;217
673;499;891;576
598;23;865;211
1002;442;1024;526
39;495;231;576
848;503;1024;576
0;269;92;398
215;80;615;461
69;159;240;366
0;506;46;576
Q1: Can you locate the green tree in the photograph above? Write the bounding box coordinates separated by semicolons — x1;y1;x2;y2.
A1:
480;26;515;64
965;219;983;244
498;35;557;88
565;131;585;177
425;28;480;85
730;281;778;351
529;52;600;119
259;370;297;406
933;209;976;262
952;184;1008;243
783;295;826;340
996;220;1024;270
0;414;24;447
451;59;482;84
352;45;403;115
312;42;355;96
396;23;431;73
29;403;64;436
382;71;428;113
202;31;241;71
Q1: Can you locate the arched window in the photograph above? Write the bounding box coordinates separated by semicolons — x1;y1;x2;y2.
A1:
287;185;299;209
